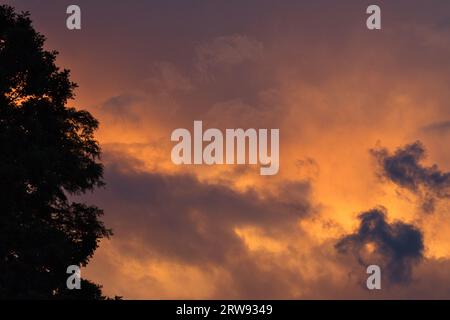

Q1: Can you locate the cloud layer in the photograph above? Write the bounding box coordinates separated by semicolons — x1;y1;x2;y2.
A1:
5;0;450;298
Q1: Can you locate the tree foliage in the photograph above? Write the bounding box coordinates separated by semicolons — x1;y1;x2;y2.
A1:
0;5;111;299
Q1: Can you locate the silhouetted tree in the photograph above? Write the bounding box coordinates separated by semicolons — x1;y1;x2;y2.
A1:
0;5;112;299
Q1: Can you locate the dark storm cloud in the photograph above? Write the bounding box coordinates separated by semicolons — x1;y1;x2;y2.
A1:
336;208;424;284
82;152;312;266
372;141;450;213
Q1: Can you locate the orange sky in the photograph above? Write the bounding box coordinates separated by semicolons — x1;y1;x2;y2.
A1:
7;0;450;299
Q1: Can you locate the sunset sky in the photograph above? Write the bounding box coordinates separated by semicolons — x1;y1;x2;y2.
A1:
6;0;450;299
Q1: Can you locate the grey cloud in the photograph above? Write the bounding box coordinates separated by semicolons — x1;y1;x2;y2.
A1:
371;141;450;213
336;207;424;285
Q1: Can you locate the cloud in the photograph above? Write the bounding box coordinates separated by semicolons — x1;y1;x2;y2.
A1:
82;153;450;299
100;94;143;121
336;207;424;285
421;120;450;134
371;141;450;213
146;62;194;94
12;0;450;299
83;151;312;262
195;34;264;75
78;151;322;298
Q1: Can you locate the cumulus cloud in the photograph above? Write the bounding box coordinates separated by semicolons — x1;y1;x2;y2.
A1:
78;152;316;298
96;153;311;264
81;153;450;299
372;141;450;213
336;207;424;285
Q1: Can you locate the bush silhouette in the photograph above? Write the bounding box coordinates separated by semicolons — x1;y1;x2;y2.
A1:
0;5;112;299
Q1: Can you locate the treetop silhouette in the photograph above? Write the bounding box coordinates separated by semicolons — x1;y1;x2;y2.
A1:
0;5;112;299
